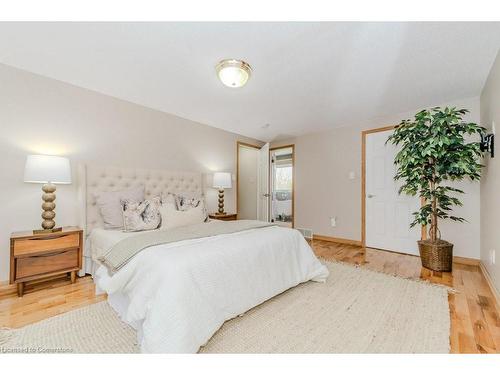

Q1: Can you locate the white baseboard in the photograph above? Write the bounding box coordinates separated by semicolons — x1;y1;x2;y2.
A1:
479;261;500;308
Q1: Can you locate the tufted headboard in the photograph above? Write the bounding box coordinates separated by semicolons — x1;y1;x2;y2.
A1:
78;164;203;235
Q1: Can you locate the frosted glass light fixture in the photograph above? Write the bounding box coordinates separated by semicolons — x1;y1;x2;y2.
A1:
216;59;252;88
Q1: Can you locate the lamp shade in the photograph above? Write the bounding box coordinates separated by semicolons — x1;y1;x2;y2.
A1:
212;172;232;189
24;155;72;184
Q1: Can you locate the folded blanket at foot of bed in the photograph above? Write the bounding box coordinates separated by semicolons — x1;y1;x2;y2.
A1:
97;220;275;273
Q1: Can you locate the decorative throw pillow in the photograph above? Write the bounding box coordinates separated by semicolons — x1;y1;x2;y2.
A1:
174;193;208;220
122;196;161;232
175;193;202;211
159;203;206;230
95;186;145;229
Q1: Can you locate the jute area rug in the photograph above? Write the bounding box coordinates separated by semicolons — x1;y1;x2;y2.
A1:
0;261;450;353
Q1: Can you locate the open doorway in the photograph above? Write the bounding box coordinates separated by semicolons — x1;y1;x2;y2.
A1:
270;145;294;228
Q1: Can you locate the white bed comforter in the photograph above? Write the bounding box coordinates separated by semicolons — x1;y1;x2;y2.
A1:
94;225;329;353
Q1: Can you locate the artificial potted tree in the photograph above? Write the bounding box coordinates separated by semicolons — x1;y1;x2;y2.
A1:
387;107;485;271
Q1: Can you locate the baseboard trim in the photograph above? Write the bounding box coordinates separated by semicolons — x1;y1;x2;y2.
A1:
311;237;481;267
312;234;362;247
479;261;500;308
453;256;480;266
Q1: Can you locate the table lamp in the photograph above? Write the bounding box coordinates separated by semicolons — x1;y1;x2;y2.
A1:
24;154;72;233
212;172;232;215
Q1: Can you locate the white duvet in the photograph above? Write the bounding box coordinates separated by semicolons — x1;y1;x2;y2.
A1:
93;225;329;353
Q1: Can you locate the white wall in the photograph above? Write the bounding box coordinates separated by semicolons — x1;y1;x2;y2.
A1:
0;64;261;281
480;50;500;294
237;145;259;220
272;96;481;259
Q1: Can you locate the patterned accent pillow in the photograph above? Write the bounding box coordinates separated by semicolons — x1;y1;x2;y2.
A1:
175;193;208;220
176;196;201;211
122;196;161;232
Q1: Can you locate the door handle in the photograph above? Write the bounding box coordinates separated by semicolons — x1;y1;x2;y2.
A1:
367;194;376;198
263;193;270;197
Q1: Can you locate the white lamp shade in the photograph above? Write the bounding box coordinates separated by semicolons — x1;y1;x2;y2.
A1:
24;155;72;184
212;172;232;189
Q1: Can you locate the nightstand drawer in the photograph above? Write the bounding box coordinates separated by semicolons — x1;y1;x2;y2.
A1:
13;233;80;256
16;249;79;279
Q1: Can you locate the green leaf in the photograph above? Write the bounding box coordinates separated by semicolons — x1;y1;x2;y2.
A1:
386;107;485;234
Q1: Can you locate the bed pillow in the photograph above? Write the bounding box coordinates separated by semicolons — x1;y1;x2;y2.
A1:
174;192;208;220
159;203;206;230
95;186;145;229
161;192;177;210
122;197;161;232
175;192;202;211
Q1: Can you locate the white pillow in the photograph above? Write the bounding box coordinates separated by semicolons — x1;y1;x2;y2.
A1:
159;203;206;230
161;192;177;210
95;186;145;229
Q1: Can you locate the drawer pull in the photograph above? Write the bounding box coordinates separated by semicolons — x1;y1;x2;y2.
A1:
30;234;72;241
31;250;71;258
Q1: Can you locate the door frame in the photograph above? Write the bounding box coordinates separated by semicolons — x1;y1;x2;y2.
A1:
236;141;261;217
269;144;295;228
361;126;426;248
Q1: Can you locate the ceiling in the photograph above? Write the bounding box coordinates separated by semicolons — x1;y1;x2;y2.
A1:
0;22;499;142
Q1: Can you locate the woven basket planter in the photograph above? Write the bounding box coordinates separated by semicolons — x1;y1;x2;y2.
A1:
418;239;454;272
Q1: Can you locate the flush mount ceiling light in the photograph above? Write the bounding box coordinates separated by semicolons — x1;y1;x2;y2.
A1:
216;59;252;88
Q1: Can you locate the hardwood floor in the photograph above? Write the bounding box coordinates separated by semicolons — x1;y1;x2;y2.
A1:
0;239;498;353
0;274;105;329
313;240;500;354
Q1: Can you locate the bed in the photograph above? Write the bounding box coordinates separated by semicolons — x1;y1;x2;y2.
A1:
78;165;329;353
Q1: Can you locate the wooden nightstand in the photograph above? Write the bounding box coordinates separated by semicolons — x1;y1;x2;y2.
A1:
10;226;83;297
209;213;238;221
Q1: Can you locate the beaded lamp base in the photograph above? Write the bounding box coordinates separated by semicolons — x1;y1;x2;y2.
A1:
217;188;226;215
33;183;61;234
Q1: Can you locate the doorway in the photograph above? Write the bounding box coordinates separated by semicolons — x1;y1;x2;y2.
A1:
236;142;260;220
270;145;295;228
236;141;271;221
362;127;421;255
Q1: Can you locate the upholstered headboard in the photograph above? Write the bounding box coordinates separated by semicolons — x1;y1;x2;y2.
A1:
78;164;203;234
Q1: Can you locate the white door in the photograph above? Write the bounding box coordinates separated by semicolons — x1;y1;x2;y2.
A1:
365;130;420;255
257;143;270;222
